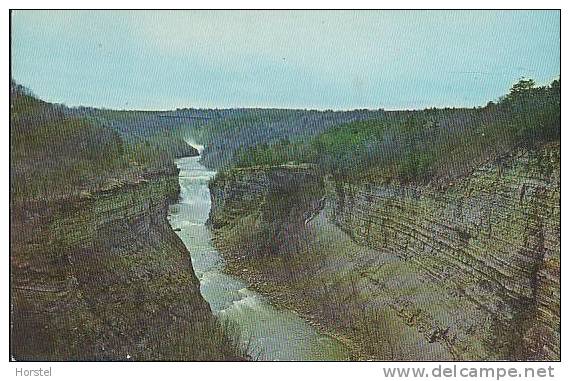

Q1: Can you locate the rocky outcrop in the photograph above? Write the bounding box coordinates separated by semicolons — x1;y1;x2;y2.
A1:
171;139;200;158
10;169;236;361
209;164;321;230
208;143;560;361
328;143;560;360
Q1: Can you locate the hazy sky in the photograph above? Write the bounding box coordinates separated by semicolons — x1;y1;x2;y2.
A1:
11;10;560;110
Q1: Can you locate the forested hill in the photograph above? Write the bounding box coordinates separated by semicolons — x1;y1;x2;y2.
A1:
10;77;560;195
10;82;243;361
226;78;561;186
11;81;390;172
10;81;200;202
190;108;389;168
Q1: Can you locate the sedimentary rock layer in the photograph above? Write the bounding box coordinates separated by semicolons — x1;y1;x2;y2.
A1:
328;143;560;360
209;143;560;360
10;169;233;361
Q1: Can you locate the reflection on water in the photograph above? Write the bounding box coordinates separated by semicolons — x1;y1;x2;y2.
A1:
167;155;349;361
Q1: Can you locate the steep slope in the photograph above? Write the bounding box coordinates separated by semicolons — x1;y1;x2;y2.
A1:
10;84;238;360
327;143;560;360
11;173;239;360
208;143;560;360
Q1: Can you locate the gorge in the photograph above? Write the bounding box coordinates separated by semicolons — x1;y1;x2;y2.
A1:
167;150;349;360
207;143;560;360
10;78;560;361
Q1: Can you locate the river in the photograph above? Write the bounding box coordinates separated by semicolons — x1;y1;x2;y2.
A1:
167;153;349;361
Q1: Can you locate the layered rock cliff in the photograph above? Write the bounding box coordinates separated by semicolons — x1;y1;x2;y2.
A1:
11;168;238;361
208;143;560;361
327;143;560;360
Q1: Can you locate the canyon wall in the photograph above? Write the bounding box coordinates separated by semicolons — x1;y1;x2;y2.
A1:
208;143;560;360
11;169;237;361
327;143;560;360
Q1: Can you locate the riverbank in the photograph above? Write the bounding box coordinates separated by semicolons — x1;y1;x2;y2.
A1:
208;144;560;360
218;249;366;360
11;164;243;360
169;155;351;361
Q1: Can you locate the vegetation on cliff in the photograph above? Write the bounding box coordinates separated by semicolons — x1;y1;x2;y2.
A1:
10;82;241;361
206;78;560;360
232;78;560;184
10;81;199;202
208;142;561;361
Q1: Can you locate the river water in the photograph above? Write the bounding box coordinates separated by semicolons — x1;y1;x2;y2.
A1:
167;154;349;361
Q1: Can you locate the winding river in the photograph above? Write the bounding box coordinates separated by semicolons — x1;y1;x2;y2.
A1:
167;150;349;361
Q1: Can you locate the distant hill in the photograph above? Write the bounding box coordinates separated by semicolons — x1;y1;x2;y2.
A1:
227;78;561;185
10;81;199;202
10;76;560;194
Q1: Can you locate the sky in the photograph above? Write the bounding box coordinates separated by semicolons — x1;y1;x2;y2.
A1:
11;10;560;111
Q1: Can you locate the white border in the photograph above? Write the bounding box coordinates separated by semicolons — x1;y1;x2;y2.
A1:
1;3;565;381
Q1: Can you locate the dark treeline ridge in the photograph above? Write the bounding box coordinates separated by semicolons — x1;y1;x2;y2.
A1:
194;108;388;169
231;78;560;185
10;81;200;202
10;77;561;200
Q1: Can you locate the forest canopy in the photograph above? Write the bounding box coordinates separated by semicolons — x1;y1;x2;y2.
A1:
233;78;561;184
